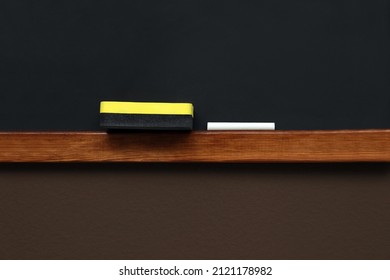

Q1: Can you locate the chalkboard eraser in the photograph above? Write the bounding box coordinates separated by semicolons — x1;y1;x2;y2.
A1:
100;101;194;130
207;122;275;130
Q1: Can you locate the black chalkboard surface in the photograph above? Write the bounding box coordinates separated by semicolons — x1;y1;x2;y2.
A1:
1;0;389;131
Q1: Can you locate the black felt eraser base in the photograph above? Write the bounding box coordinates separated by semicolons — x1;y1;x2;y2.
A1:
100;114;193;130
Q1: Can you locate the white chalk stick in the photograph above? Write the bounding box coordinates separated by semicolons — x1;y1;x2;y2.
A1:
207;122;275;130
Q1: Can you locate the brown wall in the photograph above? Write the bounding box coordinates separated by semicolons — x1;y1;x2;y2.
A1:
0;163;389;259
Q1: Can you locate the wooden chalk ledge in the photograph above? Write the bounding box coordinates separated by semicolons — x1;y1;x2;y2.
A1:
0;130;389;162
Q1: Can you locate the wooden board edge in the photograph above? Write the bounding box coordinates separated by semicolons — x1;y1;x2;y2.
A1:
0;130;389;162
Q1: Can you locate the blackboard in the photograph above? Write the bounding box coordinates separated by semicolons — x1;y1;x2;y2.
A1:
1;0;389;131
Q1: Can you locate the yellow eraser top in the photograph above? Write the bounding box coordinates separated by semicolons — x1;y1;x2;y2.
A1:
100;101;194;117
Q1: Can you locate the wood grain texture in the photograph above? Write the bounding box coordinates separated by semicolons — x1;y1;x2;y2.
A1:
0;130;390;162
